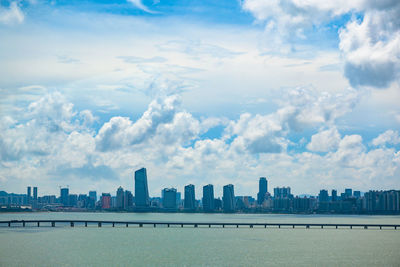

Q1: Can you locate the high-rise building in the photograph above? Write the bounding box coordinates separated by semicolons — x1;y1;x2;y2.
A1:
223;184;235;212
257;177;268;205
319;190;329;202
274;187;291;198
134;168;149;207
88;191;97;209
124;190;133;209
162;188;177;209
345;188;353;198
69;194;78;207
116;186;124;209
202;184;215;212
184;184;196;210
27;186;31;204
101;193;111;209
354;191;361;198
60;188;69;206
332;189;338;202
33;187;38;201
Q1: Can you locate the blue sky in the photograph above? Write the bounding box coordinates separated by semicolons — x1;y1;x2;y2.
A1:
0;0;399;198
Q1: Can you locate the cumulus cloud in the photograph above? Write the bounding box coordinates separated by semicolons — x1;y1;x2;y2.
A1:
0;1;24;25
95;95;182;151
307;127;341;152
339;3;400;88
372;130;400;147
242;0;400;88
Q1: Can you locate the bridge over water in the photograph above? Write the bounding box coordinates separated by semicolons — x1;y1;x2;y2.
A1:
1;220;399;230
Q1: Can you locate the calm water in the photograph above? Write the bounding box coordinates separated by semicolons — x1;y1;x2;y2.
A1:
1;212;399;266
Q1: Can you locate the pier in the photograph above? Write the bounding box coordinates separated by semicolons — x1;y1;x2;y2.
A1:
0;220;399;230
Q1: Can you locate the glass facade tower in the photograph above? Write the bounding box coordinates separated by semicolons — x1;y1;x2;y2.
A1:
134;168;149;207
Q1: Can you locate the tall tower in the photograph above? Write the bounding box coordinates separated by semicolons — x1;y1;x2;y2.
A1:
134;168;149;207
116;186;124;209
184;184;196;210
202;184;215;212
60;188;69;206
223;184;235;212
257;177;268;205
27;186;31;204
33;187;38;201
162;188;177;209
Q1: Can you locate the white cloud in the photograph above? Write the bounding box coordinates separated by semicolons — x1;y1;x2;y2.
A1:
307;127;341;152
372;130;400;147
0;1;24;25
339;5;400;88
127;0;156;13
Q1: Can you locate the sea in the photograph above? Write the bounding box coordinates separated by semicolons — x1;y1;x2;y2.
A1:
0;212;399;266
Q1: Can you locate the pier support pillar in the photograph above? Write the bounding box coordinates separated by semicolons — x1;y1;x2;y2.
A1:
52;222;55;227
222;225;225;228
70;222;74;227
364;226;367;229
85;222;87;227
306;225;309;229
98;222;102;227
237;225;239;228
380;226;382;230
350;226;352;229
112;222;115;227
395;226;397;230
154;224;156;228
139;224;143;227
8;222;10;227
23;221;25;227
250;225;253;228
167;224;170;228
126;223;128;227
321;225;323;229
209;224;211;228
278;225;280;228
264;225;267;228
292;225;295;229
37;222;40;227
181;224;183;228
336;225;338;229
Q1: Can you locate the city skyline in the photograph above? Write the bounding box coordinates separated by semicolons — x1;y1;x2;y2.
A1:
1;169;399;214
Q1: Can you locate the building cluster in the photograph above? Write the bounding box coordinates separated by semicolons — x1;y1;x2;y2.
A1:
1;168;399;214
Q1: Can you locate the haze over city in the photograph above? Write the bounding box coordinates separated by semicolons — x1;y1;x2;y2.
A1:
1;0;399;198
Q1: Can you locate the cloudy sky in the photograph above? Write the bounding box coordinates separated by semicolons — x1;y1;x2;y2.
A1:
1;0;399;198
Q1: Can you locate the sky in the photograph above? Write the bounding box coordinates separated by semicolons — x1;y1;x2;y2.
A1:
0;0;399;198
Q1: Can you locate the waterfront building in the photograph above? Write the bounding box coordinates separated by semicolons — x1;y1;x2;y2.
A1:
101;193;111;209
184;184;196;210
116;186;124;209
345;188;353;198
162;188;177;209
69;194;78;207
274;187;291;199
257;177;268;205
88;191;97;209
134;168;149;207
202;184;215;212
331;189;338;202
124;190;133;209
60;188;69;206
33;187;38;201
354;191;361;198
223;184;235;212
27;186;31;204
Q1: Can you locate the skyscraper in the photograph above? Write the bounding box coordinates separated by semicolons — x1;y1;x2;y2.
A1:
116;186;124;209
124;190;133;209
223;184;235;212
257;177;268;205
134;168;149;207
33;187;38;201
101;193;111;209
60;188;69;206
89;191;97;209
27;186;31;204
332;189;338;202
184;184;196;210
203;184;215;212
162;188;177;209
